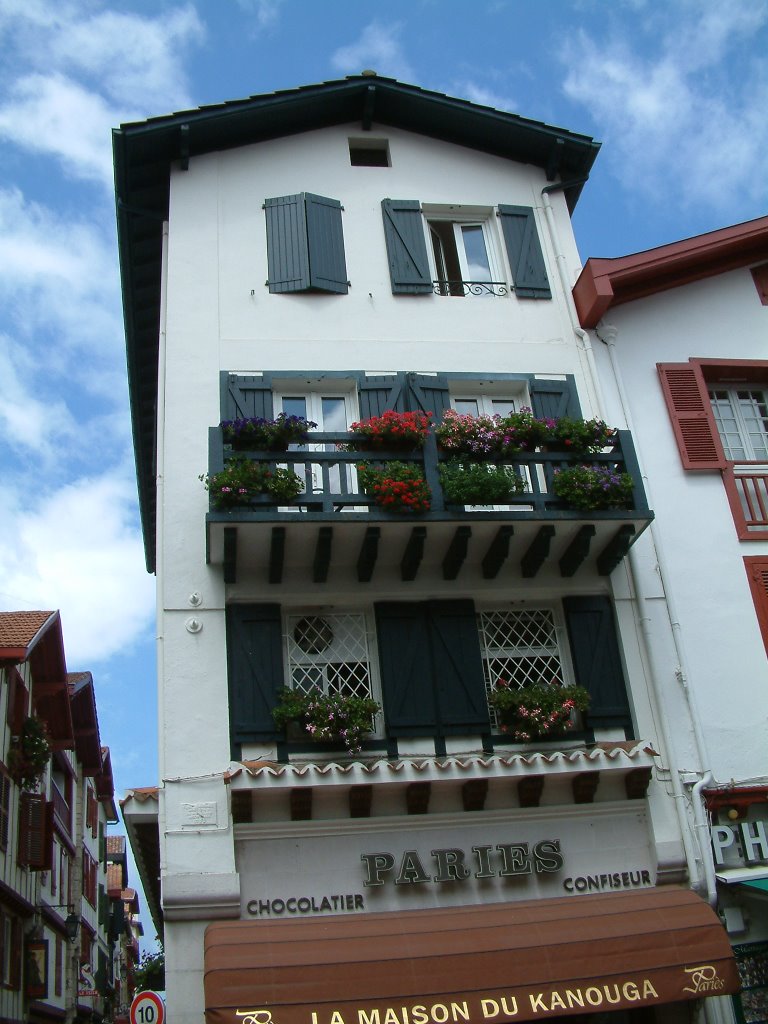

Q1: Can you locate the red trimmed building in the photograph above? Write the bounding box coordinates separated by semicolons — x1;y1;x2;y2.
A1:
575;216;768;1023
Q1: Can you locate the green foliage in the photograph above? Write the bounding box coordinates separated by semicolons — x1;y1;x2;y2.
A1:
439;460;526;504
435;408;546;457
220;413;316;448
356;461;431;513
552;464;634;510
134;946;165;993
272;687;381;754
200;457;304;508
8;716;50;791
489;682;590;742
543;416;617;454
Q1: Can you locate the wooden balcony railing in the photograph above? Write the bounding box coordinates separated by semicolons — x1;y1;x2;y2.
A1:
51;782;71;834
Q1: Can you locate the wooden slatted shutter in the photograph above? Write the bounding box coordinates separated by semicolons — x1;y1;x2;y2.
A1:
381;199;433;294
657;362;725;470
7;669;28;735
357;374;408;418
375;603;436;734
18;794;53;870
304;193;349;293
563;596;632;731
428;601;490;730
220;372;274;421
265;193;348;294
406;373;451;423
498;205;551;299
0;774;10;852
9;917;21;990
529;377;582;420
226;604;284;748
745;557;768;657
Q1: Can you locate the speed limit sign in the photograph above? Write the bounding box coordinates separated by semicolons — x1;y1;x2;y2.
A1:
130;991;165;1024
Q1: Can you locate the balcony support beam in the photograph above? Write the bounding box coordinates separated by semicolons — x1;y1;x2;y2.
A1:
401;527;427;582
597;525;636;576
443;526;471;580
482;526;514;578
357;527;380;582
268;527;285;584
559;525;596;577
406;782;431;815
223;528;237;584
313;527;333;583
521;526;555;578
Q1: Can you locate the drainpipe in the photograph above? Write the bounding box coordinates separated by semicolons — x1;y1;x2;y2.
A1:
692;771;718;907
155;222;169;879
540;180;608;418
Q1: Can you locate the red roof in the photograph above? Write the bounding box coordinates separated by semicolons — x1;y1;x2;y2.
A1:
573;215;768;327
0;611;57;660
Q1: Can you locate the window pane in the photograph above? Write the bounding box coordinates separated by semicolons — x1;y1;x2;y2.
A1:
461;225;491;281
454;399;480;416
738;390;768;460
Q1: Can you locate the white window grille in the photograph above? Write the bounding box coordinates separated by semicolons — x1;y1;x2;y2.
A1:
284;612;376;703
709;387;768;461
477;608;567;726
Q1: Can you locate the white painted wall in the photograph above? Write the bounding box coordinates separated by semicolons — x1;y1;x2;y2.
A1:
591;266;768;784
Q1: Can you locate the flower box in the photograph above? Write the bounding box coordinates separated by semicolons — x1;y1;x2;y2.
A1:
438;460;526;504
200;457;304;509
489;682;590;742
356;461;431;514
347;411;431;451
551;464;634;511
435;408;545;458
220;414;316;450
272;688;381;754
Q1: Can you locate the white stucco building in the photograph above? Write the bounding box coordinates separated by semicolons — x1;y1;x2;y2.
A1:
116;76;741;1024
575;218;768;1024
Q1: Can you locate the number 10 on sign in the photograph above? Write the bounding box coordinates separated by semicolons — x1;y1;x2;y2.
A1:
130;991;165;1024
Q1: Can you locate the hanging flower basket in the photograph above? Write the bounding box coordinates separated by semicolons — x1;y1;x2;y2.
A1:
438;460;526;504
220;414;316;450
489;681;590;742
8;716;51;791
200;457;304;508
272;688;381;754
552;464;634;511
356;461;431;513
346;411;432;451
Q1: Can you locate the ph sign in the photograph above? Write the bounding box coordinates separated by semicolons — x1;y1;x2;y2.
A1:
711;821;768;866
130;991;165;1024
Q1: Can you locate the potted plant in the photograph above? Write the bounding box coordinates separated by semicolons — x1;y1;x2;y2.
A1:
489;681;590;742
541;416;617;454
200;457;304;509
356;461;431;513
8;715;51;791
435;408;546;457
220;413;316;450
551;464;634;510
439;460;526;504
347;411;432;450
272;687;381;754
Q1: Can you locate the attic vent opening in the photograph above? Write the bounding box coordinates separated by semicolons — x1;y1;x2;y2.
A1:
349;138;390;167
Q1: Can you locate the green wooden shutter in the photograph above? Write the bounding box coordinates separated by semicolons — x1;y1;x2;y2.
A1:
406;373;451;423
428;601;490;730
265;194;311;293
562;596;632;730
305;193;349;294
265;193;348;294
498;205;551;299
529;377;582;419
221;372;274;421
375;603;437;734
226;604;284;748
357;374;408;418
381;199;432;294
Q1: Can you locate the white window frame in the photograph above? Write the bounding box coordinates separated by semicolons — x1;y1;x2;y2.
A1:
422;205;505;296
282;609;383;737
709;385;768;461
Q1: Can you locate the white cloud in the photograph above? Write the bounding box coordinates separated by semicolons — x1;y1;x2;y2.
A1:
234;0;286;32
0;2;203;187
331;21;415;82
450;80;518;112
0;472;154;666
561;2;768;210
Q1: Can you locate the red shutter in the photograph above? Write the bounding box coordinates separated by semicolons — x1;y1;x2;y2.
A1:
18;794;53;869
657;362;726;470
745;557;768;656
6;670;28;735
0;775;10;853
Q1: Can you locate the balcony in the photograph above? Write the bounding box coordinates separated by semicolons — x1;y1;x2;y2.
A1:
205;428;653;584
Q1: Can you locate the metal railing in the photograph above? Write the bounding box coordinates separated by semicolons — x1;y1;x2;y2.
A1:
433;280;508;297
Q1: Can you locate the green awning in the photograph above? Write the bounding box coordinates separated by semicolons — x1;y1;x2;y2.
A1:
741;878;768;892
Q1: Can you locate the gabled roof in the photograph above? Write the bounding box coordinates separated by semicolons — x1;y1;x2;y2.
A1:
113;74;600;572
573;214;768;327
0;610;58;662
68;672;103;776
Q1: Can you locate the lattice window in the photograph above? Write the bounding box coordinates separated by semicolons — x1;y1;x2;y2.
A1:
285;613;376;703
477;608;567;724
710;388;768;461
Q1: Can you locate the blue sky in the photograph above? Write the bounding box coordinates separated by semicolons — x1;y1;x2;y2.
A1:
1;0;766;940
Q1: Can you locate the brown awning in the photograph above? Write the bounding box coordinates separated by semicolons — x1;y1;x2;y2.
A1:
204;888;740;1024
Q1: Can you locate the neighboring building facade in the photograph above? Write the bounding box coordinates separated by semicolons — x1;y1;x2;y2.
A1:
0;611;122;1023
105;837;142;1022
115;76;740;1024
575;218;768;1024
